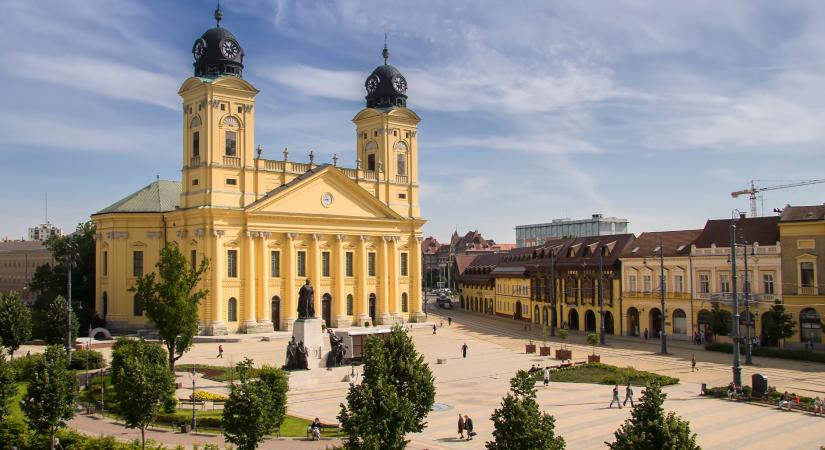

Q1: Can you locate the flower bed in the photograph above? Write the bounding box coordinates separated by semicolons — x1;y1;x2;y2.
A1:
191;390;228;402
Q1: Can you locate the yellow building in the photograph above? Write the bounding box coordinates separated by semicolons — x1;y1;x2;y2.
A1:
779;205;825;346
92;9;425;334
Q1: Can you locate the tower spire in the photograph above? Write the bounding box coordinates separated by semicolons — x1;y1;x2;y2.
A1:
382;32;389;64
214;1;223;27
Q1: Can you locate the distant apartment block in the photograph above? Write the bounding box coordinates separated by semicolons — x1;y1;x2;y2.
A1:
28;222;63;242
516;214;629;247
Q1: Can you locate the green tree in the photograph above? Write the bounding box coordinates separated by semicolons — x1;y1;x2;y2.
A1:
587;333;599;355
40;296;80;346
607;381;699;450
112;340;175;450
29;222;99;334
487;370;565;450
708;303;731;338
130;243;209;371
339;325;435;449
110;338;175;411
0;291;32;357
762;303;796;347
0;354;17;420
21;345;78;450
222;362;289;450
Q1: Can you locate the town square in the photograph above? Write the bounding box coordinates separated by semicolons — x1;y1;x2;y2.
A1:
1;1;825;449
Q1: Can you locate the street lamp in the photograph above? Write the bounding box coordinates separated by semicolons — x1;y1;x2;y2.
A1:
729;212;743;387
190;368;197;431
657;239;667;354
66;247;74;367
598;244;606;345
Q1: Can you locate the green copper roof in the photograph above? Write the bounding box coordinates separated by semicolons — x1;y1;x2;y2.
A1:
95;180;181;214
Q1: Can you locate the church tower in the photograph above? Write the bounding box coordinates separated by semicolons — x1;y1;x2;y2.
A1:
179;5;259;209
353;43;422;219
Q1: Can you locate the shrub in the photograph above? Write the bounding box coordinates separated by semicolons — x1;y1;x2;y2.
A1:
155;413;222;429
8;354;43;382
70;349;104;371
549;363;678;386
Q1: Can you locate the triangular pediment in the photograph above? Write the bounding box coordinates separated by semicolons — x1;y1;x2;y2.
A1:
246;165;404;220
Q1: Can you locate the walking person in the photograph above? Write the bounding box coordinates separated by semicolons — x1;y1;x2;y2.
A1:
462;342;468;358
623;382;634;407
691;354;697;372
609;384;622;408
543;366;550;387
217;344;224;359
432;324;437;335
464;415;475;440
644;328;648;340
448;317;452;326
457;413;465;439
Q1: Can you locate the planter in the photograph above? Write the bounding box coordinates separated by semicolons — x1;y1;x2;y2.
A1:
587;354;601;364
539;346;552;356
555;349;572;360
525;344;536;354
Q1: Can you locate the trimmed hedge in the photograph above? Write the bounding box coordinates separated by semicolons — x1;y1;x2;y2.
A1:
70;349;105;370
705;343;825;364
155;413;222;428
704;385;817;408
537;363;679;386
7;354;42;382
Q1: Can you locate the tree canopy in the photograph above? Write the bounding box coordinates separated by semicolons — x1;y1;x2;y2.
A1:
112;339;175;450
222;362;289;450
487;370;565;450
0;355;16;421
339;325;435;450
39;296;79;346
0;291;32;357
130;243;209;370
607;381;699;450
762;303;796;346
708;303;731;337
21;345;78;450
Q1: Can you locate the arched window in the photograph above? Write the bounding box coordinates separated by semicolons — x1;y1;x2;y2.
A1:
397;153;406;176
133;295;143;317
228;298;238;322
401;293;408;312
346;294;354;316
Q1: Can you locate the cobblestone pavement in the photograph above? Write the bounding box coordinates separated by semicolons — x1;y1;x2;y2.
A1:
24;300;825;449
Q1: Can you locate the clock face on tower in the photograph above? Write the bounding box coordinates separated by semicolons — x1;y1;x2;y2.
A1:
365;76;379;93
321;193;334;207
221;40;240;59
392;75;407;94
192;39;206;61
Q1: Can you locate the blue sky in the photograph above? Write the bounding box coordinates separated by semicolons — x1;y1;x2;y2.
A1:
2;0;824;243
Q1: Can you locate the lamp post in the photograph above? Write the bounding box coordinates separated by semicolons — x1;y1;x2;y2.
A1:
66;249;73;367
658;239;667;354
598;244;606;345
191;368;197;431
729;216;742;387
742;241;754;365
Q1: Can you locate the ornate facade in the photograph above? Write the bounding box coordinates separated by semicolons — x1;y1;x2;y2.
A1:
92;8;425;334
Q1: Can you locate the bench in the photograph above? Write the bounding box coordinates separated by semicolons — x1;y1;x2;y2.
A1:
178;399;206;410
211;400;226;410
306;422;340;440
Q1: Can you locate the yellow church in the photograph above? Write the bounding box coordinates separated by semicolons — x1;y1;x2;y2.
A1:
92;8;426;334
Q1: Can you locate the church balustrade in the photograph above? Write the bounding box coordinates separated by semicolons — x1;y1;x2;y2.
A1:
223;155;241;166
362;170;377;181
395;175;408;183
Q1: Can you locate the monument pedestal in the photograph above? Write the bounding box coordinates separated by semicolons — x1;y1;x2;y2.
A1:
293;319;327;368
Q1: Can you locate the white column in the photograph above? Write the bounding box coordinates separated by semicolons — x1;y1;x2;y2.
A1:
210;229;227;335
334;234;349;327
378;236;391;324
243;231;257;331
356;235;370;325
257;232;271;326
310;234;322;319
283;233;297;331
388;236;399;321
411;236;425;322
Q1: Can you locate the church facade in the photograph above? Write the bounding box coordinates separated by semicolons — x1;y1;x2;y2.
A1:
92;9;426;334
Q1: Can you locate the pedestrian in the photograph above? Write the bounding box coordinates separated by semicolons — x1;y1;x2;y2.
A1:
644;328;648;340
433;324;437;335
691;354;697;372
543;366;550;387
26;350;30;357
464;414;474;440
623;382;634;407
699;330;705;343
448;317;452;326
609;384;622;408
457;413;465;439
440;319;444;327
217;344;224;359
462;342;468;358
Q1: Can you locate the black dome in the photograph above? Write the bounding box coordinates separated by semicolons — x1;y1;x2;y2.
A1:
365;45;408;108
192;6;244;78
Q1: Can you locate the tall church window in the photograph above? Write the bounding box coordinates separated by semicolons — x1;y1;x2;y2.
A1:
368;252;376;276
346;252;354;277
225;131;237;156
191;250;197;271
297;251;306;277
227;250;238;278
346;294;354;315
400;252;408;276
397;153;406;176
133;251;144;277
103;251;108;276
270;251;280;277
192;131;200;157
367;154;376;171
228;298;237;322
402;293;409;312
322;251;331;277
133;295;143;316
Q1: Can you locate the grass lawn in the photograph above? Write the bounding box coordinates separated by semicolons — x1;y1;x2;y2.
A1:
175;364;262;382
8;382;26;422
546;363;679;386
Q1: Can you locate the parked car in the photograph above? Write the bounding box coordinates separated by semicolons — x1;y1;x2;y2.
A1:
439;300;453;309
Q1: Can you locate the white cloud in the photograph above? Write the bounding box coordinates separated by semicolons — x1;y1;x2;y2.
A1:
259;65;364;102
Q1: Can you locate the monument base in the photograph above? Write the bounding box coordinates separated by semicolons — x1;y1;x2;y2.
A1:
208;321;228;336
412;312;427;323
355;314;371;327
334;315;352;329
378;313;393;325
244;320;271;334
292;318;327;368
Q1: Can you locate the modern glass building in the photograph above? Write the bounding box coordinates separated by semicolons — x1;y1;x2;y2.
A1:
515;214;629;247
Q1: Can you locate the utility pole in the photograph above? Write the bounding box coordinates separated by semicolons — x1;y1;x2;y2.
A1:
598;244;606;345
729;220;742;386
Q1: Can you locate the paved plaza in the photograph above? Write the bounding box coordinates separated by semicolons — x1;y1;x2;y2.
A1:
35;301;825;449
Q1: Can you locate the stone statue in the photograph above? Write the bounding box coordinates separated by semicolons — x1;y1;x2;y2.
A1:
297;279;315;319
326;329;346;367
283;336;309;371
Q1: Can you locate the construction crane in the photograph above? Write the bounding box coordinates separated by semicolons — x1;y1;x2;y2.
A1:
731;179;825;217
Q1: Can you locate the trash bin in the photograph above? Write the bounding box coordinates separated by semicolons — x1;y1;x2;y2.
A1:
181;423;191;433
752;374;767;397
